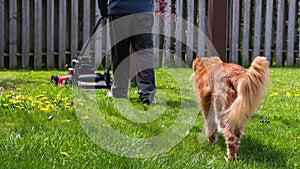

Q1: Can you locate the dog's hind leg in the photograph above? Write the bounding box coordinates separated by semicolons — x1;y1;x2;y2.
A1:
203;110;218;143
223;128;239;161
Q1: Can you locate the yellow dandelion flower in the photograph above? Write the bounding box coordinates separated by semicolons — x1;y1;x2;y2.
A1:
31;103;36;107
64;105;71;109
286;92;292;98
41;97;48;101
60;152;70;157
39;107;50;112
3;104;8;107
44;137;49;141
295;94;299;97
41;84;46;87
17;95;24;100
82;115;89;120
16;88;21;91
42;91;47;94
28;96;34;101
45;101;51;104
297;136;300;140
9;99;20;104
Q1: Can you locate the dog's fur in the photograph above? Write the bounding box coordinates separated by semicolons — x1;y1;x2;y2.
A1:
191;56;269;161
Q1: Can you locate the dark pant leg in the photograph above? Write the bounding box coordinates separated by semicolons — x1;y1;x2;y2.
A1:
130;14;156;101
109;15;131;98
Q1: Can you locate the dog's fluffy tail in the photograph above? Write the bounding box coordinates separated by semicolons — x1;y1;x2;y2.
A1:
226;56;270;126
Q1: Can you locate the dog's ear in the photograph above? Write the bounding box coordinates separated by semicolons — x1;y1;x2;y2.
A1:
192;58;201;71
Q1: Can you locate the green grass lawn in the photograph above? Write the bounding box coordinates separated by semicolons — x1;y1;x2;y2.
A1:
0;68;299;168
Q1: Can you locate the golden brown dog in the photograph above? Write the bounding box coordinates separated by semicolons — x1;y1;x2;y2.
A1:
191;56;269;161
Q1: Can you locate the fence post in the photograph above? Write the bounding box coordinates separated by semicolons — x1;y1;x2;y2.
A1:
253;0;262;59
207;0;227;61
242;0;251;67
0;0;4;69
275;0;285;67
34;0;42;69
59;0;66;69
264;0;274;64
231;0;240;64
22;0;30;68
9;0;17;68
197;0;206;58
47;0;54;68
71;0;78;60
186;0;195;67
287;0;296;67
175;0;184;66
163;0;175;67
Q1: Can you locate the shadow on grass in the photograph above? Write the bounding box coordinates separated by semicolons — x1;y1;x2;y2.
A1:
237;135;290;168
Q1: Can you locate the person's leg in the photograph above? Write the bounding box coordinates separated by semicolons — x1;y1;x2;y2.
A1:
109;15;131;98
130;14;156;103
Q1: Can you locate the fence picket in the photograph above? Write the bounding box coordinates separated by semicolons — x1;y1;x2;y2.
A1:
198;0;206;58
58;0;66;69
287;0;296;67
264;0;274;64
242;0;251;67
71;0;78;60
276;0;285;67
0;0;4;68
9;0;17;68
47;0;54;68
186;0;195;67
231;0;240;64
22;0;30;68
253;0;262;59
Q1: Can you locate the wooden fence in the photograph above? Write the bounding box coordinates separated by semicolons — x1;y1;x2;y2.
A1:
0;0;299;69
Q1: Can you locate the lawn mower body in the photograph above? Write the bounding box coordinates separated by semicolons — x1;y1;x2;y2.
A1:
51;56;112;90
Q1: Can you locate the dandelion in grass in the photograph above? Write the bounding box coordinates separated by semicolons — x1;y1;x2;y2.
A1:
39;107;50;112
269;92;278;97
44;137;49;142
297;136;300;141
3;103;8;107
60;152;70;157
28;96;33;101
295;93;299;97
16;88;21;91
41;84;46;87
286;92;292;98
42;91;47;95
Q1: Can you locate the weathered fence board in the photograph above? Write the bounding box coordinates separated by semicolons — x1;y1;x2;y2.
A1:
22;0;30;68
231;0;240;64
186;0;195;67
197;0;206;58
275;0;285;67
34;0;42;69
287;0;296;67
0;0;4;68
0;0;300;69
242;0;251;67
253;0;262;59
58;0;66;69
71;0;78;60
264;0;274;63
9;0;17;68
47;0;54;69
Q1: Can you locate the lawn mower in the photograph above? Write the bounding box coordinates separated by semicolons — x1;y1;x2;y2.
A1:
51;17;112;90
51;56;112;90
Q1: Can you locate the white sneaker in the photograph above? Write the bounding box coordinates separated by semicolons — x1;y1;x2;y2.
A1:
106;91;113;98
